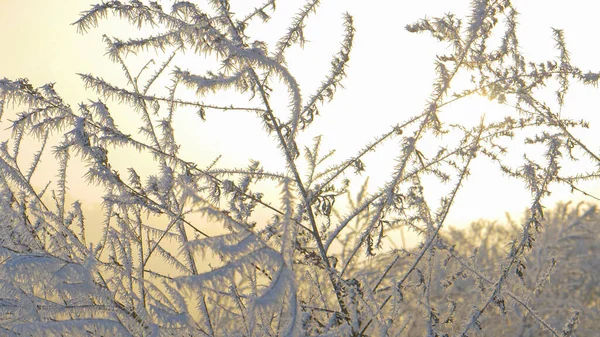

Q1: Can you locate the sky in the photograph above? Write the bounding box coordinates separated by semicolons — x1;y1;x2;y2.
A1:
1;0;600;241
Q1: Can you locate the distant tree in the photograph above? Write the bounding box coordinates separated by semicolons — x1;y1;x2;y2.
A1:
0;0;599;336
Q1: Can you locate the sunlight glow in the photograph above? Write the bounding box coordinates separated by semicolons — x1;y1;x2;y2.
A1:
1;0;599;236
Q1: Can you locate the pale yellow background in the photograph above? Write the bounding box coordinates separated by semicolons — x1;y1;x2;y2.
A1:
1;0;600;239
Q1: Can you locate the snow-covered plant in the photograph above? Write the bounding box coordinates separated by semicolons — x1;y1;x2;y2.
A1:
405;202;599;336
0;0;599;336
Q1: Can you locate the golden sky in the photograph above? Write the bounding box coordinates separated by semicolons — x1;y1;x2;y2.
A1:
2;0;600;234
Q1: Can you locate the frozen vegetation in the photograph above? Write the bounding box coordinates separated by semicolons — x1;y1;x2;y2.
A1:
0;0;599;336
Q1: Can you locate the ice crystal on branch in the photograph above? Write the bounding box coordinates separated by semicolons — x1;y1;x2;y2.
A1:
0;0;599;336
